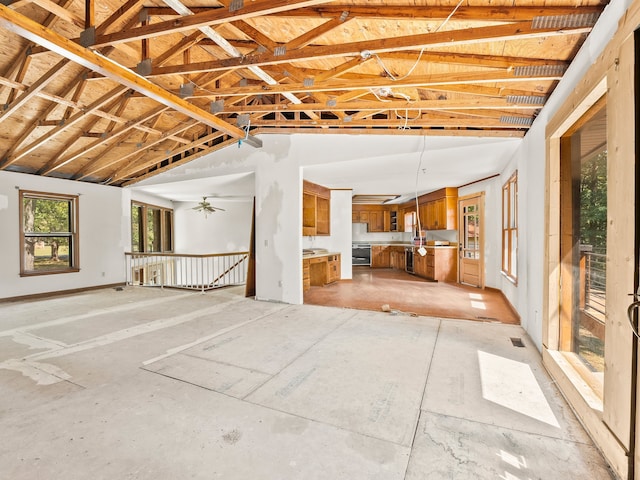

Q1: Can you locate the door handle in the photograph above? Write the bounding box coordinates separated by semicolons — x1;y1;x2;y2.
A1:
628;300;640;338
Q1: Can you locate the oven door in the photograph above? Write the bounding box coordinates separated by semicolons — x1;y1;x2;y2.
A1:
352;246;371;266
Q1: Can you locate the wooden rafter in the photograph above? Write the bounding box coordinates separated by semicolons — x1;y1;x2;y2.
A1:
148;22;592;77
190;70;563;98
88;0;336;47
75;118;196;180
0;5;254;144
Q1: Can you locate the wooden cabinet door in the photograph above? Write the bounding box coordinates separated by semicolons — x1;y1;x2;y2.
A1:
368;212;384;232
371;246;390;267
434;198;446;229
302;193;316;236
316;196;330;235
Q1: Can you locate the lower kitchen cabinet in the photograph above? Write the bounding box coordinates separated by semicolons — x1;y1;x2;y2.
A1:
303;253;341;291
371;245;390;268
303;259;311;292
389;247;406;270
425;247;457;282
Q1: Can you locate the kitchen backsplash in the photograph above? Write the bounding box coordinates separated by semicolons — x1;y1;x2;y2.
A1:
352;223;458;243
352;223;412;243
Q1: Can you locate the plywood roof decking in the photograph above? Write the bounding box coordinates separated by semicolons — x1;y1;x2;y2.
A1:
0;0;608;186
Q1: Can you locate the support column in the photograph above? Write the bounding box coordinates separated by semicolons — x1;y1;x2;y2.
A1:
255;141;302;304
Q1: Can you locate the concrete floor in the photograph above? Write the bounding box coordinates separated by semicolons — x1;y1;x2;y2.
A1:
0;286;614;479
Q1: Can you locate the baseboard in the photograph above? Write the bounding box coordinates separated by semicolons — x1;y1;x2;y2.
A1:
485;285;521;323
0;282;127;303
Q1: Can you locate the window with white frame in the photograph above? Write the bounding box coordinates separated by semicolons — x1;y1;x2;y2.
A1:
501;172;517;282
20;190;79;275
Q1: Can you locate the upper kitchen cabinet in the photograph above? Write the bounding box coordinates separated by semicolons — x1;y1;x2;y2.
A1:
420;188;458;230
303;180;331;236
352;205;395;232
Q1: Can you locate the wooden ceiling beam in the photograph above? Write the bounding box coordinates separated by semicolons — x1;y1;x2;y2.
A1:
219;98;544;114
230;20;279;52
191;70;561;97
251;126;525;138
30;0;84;27
377;51;569;70
120;134;238;187
70;105;169;179
0;5;254;144
249;117;529;129
110;128;227;183
74;118;196;180
149;22;592;77
142;5;604;22
0;58;70;122
285;14;354;51
3;85;128;168
88;0;336;47
270;5;605;21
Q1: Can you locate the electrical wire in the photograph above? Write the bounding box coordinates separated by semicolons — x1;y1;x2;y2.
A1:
372;0;464;82
414;136;427;249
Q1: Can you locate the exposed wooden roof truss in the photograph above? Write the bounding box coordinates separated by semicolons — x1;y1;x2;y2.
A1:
0;0;608;185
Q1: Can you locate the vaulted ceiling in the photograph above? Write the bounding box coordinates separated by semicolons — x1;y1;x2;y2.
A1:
0;0;608;186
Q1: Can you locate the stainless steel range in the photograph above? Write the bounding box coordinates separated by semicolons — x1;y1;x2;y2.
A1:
352;244;371;266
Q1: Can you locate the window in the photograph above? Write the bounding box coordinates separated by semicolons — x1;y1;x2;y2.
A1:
20;191;79;275
559;101;607;378
501;172;518;282
131;202;173;253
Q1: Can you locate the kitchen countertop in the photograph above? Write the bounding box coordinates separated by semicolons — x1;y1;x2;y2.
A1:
302;251;341;259
352;242;457;248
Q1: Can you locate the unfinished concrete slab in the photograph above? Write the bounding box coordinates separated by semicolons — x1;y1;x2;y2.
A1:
422;320;592;443
405;411;614;480
0;287;614;479
246;309;439;446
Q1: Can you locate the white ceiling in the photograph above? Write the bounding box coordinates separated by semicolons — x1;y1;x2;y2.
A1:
131;134;522;204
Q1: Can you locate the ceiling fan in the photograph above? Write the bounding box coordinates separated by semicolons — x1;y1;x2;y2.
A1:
192;196;226;216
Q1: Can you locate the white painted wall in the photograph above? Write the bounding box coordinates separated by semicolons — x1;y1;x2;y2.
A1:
255;137;302;304
303;189;353;280
173;200;252;254
0;171;127;300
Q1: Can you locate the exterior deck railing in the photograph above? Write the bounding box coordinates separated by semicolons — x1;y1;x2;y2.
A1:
581;249;606;322
125;251;249;292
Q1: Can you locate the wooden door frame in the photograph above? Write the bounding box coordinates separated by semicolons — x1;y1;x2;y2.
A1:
457;192;485;289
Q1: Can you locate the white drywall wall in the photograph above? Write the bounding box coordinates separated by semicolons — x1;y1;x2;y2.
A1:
255;137;302;304
173;200;252;254
0;170;127;299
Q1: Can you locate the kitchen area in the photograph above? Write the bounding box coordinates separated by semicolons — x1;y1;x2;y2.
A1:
351;187;459;283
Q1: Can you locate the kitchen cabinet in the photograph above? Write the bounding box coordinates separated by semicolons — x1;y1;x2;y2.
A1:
413;249;428;277
371;245;390;268
327;254;341;283
368;211;385;232
303;253;341;290
421;188;458;230
389;208;399;232
389;246;406;270
302;180;331;236
352;205;392;232
303;259;310;292
425;247;458;282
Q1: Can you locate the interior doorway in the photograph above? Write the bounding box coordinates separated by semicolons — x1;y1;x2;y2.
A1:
458;193;484;288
